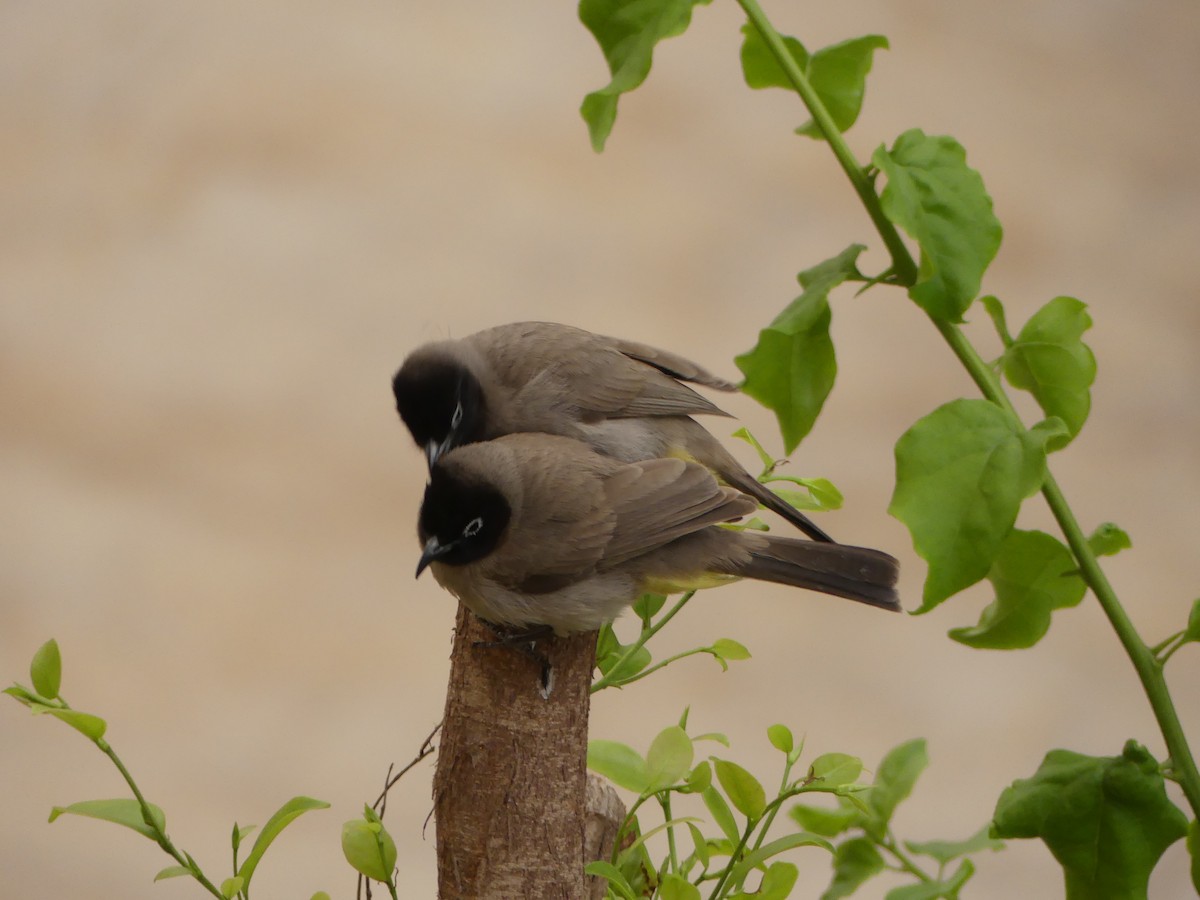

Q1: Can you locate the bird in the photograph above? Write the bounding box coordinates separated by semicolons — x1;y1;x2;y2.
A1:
393;321;836;543
414;433;900;636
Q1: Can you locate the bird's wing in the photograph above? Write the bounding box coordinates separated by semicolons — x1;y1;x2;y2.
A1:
608;335;738;392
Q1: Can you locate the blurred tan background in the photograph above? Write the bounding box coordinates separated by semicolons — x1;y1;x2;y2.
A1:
3;2;1198;897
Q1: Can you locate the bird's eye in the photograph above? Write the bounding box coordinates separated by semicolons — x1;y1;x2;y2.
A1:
450;401;464;430
462;517;483;537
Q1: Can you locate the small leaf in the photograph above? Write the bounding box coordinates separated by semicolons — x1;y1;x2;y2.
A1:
633;592;667;621
1002;296;1096;442
790;800;862;837
4;684;42;706
49;798;165;840
702;785;740;844
757;860;801;899
810;753;863;788
820;837;885;900
1184;599;1200;645
30;639;62;700
736;245;864;452
768;724;794;755
578;0;713;151
708;638;751;672
1087;522;1132;558
153;866;192;881
732;426;777;469
646;726;694;791
865;739;928;838
237;796;330;889
310;893;332;900
873;129;1002;322
220;876;243;899
714;759;766;820
905;824;1004;865
981;295;1013;347
949;529;1087;650
341;818;397;884
588;740;648;793
890;399;1049;611
766;477;844;512
32;704;108;741
687;821;710;868
660;873;702;900
683;761;712;794
992;741;1188;898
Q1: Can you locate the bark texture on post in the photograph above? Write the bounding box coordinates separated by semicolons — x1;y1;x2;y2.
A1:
433;603;599;899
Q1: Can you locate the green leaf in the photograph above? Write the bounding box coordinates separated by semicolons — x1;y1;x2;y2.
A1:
766;477;844;512
790;800;862;837
739;26;887;139
633;592;667;621
31;703;108;740
220;876;243;899
578;0;712;151
30;639;62;700
731;833;832;882
981;295;1013;347
646;726;694;790
884;859;974;900
4;684;43;706
153;866;192;881
585;860;638;900
588;740;649;793
688;821;710;869
311;893;332;900
949;529;1087;650
810;753;863;788
1184;598;1200;645
820;837;885;900
660;872;701;900
49;798;165;840
768;724;794;755
736;245;864;453
707;638;751;672
865;739;928;839
890;399;1050;611
341;818;397;884
905;824;1004;865
714;758;766;821
757;860;801;899
702;785;740;844
873;129;1002;322
1087;522;1132;558
992;741;1188;899
595;630;652;683
232;822;257;851
237;796;330;889
683;760;712;794
1002;296;1096;442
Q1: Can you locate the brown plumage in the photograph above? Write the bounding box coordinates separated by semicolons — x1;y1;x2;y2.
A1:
415;434;900;635
393;321;836;542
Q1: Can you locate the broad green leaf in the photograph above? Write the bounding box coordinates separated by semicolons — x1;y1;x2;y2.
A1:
153;866;192;881
646;726;694;790
237;796;330;889
757;860;800;899
714;759;766;820
873;129;1002;322
633;592;667;621
594;628;652;682
810;753;863;788
49;798;165;840
1003;296;1096;442
890;399;1051;610
702;785;740;844
578;0;712;151
820;837;885;900
220;876;243;899
1087;522;1132;558
865;739;928;839
585;860;638;900
884;859;973;900
707;638;751;672
992;741;1188;899
588;740;649;793
739;26;886;139
768;724;794;755
949;529;1087;649
905;824;1004;865
683;760;713;794
736;245;864;452
30;639;62;700
31;704;107;740
660;873;701;900
790;800;862;837
341;818;396;884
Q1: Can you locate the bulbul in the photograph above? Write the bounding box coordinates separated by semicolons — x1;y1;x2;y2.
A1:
393;321;836;543
415;433;900;635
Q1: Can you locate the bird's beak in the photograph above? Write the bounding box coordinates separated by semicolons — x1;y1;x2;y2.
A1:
416;535;451;578
425;436;455;469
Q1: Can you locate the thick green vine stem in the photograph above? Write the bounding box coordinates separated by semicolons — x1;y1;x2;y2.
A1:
735;0;1200;822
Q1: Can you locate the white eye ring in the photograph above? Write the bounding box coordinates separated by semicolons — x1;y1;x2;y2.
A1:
450;401;464;429
463;517;483;537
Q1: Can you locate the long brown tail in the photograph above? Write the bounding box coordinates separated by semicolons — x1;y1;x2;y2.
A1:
723;468;837;544
722;537;901;611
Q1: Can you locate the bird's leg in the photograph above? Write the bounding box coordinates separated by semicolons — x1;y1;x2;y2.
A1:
472;621;556;698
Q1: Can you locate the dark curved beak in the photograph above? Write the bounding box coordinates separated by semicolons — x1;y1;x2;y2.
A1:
416;535;452;578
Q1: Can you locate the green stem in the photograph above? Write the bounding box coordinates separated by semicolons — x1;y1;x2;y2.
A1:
880;831;934;883
661;794;680;874
734;0;1200;823
591;592;697;692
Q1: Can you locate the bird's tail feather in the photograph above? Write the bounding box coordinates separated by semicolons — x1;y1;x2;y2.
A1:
729;537;901;612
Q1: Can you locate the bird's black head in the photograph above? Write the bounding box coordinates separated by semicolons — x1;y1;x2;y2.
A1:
392;354;488;468
415;464;512;576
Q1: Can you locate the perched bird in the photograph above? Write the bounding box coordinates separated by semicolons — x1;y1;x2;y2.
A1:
393;321;836;542
415;433;900;635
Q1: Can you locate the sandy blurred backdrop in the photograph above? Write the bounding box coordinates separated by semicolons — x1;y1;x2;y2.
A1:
3;2;1198;897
